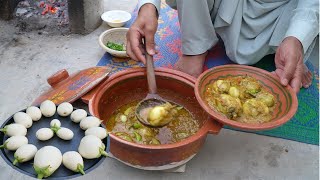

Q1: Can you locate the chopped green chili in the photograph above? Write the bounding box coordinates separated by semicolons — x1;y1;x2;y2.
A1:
106;42;125;51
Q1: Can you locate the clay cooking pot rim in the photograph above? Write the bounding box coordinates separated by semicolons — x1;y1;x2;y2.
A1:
89;67;219;150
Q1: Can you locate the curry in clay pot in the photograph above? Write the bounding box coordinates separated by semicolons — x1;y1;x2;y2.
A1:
107;101;200;145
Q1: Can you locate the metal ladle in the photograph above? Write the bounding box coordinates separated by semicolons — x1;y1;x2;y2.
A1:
135;48;170;127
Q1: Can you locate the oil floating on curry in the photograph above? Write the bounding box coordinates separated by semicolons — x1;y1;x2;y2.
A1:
106;101;199;145
204;75;276;124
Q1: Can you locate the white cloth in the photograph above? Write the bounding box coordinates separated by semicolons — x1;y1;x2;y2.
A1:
284;0;319;53
139;0;319;64
138;0;161;14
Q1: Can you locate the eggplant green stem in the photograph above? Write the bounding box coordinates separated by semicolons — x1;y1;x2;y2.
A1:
13;155;24;166
0;142;8;149
99;145;108;157
13;159;18;166
77;164;85;175
37;174;44;179
100;151;108;157
50;125;60;134
0;127;7;134
34;165;51;179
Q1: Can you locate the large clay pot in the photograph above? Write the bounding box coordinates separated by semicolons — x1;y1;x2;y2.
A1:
88;68;222;170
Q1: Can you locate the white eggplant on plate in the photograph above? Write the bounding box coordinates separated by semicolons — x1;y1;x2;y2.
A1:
56;127;74;140
50;119;61;133
62;151;85;175
0;136;28;151
0;123;27;137
13;144;38;166
40;100;56;117
33;146;62;179
79;116;101;130
50;119;61;128
78;135;108;159
70;109;87;123
85;127;108;140
57;102;73;117
36;128;54;141
13;112;33;128
26;106;42;121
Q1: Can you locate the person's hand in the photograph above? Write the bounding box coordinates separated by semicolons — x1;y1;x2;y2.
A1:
274;36;304;93
126;4;158;64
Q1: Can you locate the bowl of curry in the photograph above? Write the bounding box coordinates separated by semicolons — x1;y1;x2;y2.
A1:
195;64;298;131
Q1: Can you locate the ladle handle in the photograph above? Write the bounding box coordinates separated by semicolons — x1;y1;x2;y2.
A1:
145;43;157;94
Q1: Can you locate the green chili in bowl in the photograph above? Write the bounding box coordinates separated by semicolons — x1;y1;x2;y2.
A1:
106;41;126;51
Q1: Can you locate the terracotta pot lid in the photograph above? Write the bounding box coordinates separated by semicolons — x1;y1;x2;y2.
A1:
32;66;112;106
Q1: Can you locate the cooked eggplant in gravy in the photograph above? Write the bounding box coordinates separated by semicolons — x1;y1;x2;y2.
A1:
205;75;276;123
106;101;199;145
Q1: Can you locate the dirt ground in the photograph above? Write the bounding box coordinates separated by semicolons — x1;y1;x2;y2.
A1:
0;0;137;115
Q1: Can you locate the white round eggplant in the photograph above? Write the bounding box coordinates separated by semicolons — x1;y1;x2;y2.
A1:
33;146;62;179
26;106;42;121
13;112;33;128
85;127;108;139
49;119;61;132
0;136;28;151
13;144;37;166
56;127;74;140
40;100;56;117
57;102;73;117
79;116;101;130
36;128;54;141
50;119;61;133
0;123;27;137
62;151;85;175
50;119;61;128
78;135;108;159
70;109;87;123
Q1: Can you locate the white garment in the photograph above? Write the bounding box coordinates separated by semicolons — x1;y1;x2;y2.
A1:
139;0;319;64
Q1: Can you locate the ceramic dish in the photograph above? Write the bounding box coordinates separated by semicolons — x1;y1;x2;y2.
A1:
101;10;131;28
194;64;298;131
0;108;108;179
99;28;129;58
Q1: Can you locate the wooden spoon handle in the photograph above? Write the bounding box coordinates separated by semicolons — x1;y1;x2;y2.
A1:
146;52;157;94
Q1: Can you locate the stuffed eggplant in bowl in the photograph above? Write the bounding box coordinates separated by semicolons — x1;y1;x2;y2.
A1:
195;65;298;131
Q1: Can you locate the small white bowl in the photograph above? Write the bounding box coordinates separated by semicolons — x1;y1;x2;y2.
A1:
101;10;132;28
99;28;129;58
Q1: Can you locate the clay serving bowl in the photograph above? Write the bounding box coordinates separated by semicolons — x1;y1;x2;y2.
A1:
195;64;298;131
88;68;222;170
